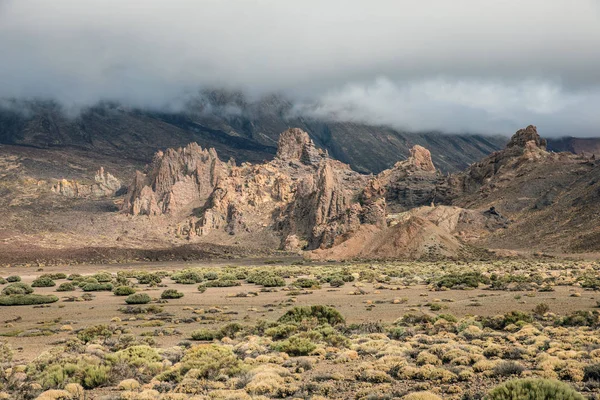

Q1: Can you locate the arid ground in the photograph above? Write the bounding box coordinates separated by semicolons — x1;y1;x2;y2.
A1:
1;257;600;399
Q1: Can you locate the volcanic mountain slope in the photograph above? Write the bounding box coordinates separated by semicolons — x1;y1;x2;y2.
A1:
447;125;600;252
0;95;506;174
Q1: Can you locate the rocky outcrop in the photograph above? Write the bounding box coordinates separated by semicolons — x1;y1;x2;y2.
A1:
275;128;326;166
361;145;451;213
122;143;230;216
51;167;123;198
449;125;551;198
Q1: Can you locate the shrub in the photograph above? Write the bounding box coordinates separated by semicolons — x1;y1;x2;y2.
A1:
0;294;59;306
401;392;442;400
204;271;219;280
493;361;525;377
67;274;82;281
533;303;550;316
278;305;345;326
272;335;317;356
2;282;33;295
113;286;136;296
292;278;320;289
486;378;584;400
171;270;203;284
265;324;298;339
81;364;110;389
77;324;112;343
203;279;241;287
247;272;286;287
191;329;217;341
6;276;21;282
584;363;600;382
93;272;112;282
161;289;184;299
178;344;242;378
136;273;162;285
125;293;152;304
557;310;599;327
82;283;113;292
56;282;76;292
0;277;6;284
329;278;345;287
435;272;489;289
43;273;67;280
31;276;56;287
114;345;161;366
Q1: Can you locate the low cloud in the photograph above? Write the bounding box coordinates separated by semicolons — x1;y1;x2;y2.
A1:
0;0;599;136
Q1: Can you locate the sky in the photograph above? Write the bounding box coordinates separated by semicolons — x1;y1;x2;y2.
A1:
0;0;599;136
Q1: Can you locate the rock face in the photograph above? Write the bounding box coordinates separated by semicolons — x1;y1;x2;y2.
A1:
122;143;230;216
51;167;123;198
361;145;451;213
449;124;550;198
275;128;327;166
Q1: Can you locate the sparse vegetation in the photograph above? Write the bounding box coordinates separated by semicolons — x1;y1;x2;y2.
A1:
2;260;600;398
125;293;152;304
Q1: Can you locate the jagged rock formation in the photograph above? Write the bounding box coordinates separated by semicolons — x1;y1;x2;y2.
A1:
449;125;550;199
122;128;508;259
51;167;123;198
361;145;451;213
122;143;230;216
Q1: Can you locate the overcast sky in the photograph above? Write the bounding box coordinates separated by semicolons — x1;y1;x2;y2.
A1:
1;0;599;136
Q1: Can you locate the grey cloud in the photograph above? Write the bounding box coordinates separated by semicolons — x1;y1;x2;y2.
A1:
0;0;599;136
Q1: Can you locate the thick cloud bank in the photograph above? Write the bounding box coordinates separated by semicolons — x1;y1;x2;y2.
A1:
1;0;599;135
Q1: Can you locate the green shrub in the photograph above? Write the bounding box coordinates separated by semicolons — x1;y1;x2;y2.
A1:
77;324;112;343
43;273;67;280
278;305;345;326
203;279;240;288
486;378;584;400
329;278;345;287
171;270;203;284
435;272;489;289
113;286;136;296
557;310;599;327
56;282;76;292
161;289;184;299
67;274;82;281
265;324;298;339
113;345;161;367
178;344;242;378
0;277;6;285
191;329;217;341
81;364;110;389
292;278;320;289
93;272;112;282
125;293;151;304
584;363;600;382
82;283;113;292
247;271;286;287
204;271;218;281
0;294;59;306
2;282;33;295
136;273;162;285
272;335;316;356
493;361;525;377
31;276;56;287
6;276;21;282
